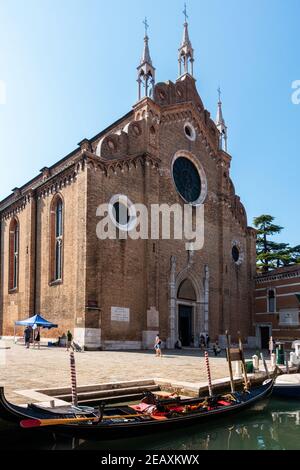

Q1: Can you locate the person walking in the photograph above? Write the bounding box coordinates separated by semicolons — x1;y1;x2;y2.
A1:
213;340;221;357
66;330;73;352
24;326;31;349
154;334;162;357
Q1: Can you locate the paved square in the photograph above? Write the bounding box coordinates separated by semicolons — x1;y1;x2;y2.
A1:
0;341;248;404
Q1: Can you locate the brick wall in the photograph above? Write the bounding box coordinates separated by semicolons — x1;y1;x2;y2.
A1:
0;74;256;348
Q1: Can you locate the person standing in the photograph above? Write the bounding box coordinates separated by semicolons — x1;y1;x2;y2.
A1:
24;326;31;349
66;330;73;352
34;327;41;349
154;334;162;357
206;333;210;349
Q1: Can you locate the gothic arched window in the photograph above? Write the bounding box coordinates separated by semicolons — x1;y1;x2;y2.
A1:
9;218;19;291
50;196;64;283
268;289;276;313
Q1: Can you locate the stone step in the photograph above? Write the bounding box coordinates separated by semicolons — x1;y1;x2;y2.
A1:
37;379;156;397
78;393;149;406
55;384;160;402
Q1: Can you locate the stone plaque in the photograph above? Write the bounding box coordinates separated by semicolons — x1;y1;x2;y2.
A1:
111;307;130;322
147;307;159;328
279;309;299;326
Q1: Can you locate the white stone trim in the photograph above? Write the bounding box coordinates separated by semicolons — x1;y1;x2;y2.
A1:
108;194;137;232
231;239;244;266
103;341;142;350
142;331;158;349
74;328;101;349
171;150;208;206
277;292;300;297
184;121;196;142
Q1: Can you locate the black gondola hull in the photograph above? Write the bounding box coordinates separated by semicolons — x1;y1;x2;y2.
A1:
0;380;274;440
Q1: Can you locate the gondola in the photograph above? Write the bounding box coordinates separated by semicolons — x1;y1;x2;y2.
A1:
0;380;274;440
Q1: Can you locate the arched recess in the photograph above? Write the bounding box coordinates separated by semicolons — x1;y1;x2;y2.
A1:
173;269;204;347
49;194;64;284
8;217;20;291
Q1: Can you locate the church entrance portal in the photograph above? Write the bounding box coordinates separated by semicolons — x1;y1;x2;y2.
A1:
178;305;193;346
177;279;197;347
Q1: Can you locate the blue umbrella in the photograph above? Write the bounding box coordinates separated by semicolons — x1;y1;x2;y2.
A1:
15;314;58;329
14;314;58;344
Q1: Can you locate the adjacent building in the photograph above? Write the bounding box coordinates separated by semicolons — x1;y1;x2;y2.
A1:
255;265;300;348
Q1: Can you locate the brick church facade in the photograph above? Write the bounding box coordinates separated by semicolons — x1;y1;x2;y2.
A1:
0;19;257;349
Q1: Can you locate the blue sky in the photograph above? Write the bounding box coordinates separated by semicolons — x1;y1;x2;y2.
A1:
0;0;299;245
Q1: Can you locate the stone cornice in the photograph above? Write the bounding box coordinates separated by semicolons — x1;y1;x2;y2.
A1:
84;151;161;176
256;269;300;284
0;156;86;220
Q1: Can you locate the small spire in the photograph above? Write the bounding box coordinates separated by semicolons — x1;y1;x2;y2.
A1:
216;87;228;152
178;4;194;78
141;17;152;65
137;18;156;101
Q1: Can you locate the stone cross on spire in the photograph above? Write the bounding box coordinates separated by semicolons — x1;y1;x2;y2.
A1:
183;3;188;23
143;17;149;36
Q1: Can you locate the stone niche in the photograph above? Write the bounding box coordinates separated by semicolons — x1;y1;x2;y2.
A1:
147;307;159;329
142;307;160;349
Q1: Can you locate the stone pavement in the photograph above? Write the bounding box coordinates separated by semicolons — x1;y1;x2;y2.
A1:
0;340;259;404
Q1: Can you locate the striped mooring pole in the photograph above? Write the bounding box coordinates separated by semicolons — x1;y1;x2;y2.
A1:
70;351;78;407
204;350;213;397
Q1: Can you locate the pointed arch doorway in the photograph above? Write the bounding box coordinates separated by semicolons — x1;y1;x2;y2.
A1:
177;279;197;347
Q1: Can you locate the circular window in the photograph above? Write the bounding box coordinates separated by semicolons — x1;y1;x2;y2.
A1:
232;245;240;263
109;195;136;231
113;202;130;226
184;122;196;141
172;157;201;204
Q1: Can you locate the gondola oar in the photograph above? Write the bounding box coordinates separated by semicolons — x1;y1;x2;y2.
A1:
20;413;167;428
21;417;101;428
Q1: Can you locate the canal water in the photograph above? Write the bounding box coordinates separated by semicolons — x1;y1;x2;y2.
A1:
0;398;299;450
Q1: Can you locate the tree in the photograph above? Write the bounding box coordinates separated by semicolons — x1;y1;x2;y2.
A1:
288;245;300;264
253;215;299;272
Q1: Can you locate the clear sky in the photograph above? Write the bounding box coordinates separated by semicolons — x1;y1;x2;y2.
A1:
0;0;299;245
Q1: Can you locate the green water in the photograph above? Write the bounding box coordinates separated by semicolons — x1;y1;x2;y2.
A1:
0;398;299;450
